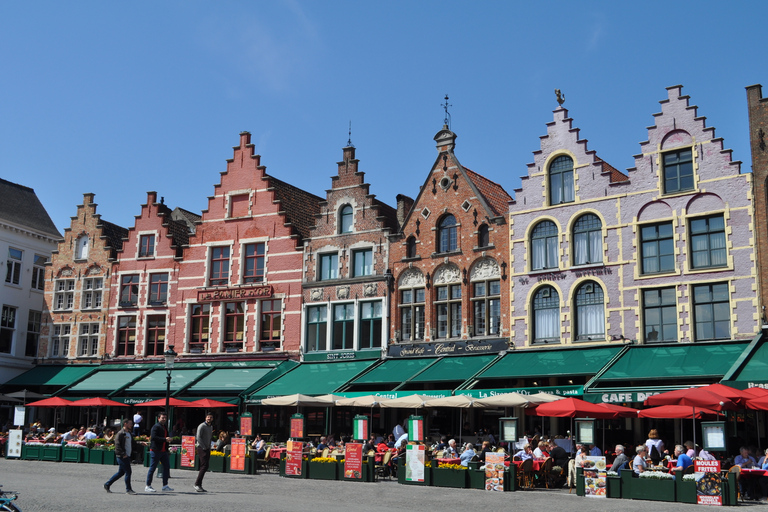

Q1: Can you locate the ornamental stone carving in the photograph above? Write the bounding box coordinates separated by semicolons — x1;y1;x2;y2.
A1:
398;268;425;287
310;289;323;301
433;264;461;285
470;258;500;281
337;286;350;300
59;267;74;277
363;283;377;297
87;265;102;275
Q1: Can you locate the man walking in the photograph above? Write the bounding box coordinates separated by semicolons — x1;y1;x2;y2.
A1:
145;411;173;492
194;412;213;492
104;419;137;494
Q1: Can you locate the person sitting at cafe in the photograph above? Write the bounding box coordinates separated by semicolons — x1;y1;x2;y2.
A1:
216;431;230;452
735;446;759;500
435;436;449;451
43;427;57;442
444;439;458;457
671;444;693;478
612;445;629;472
363;435;377;454
684;440;698;458
82;427;98;441
62;427;79;442
590;444;602;457
633;445;649;474
477;440;492;462
102;428;115;443
549;441;569;468
645;429;665;464
394;429;409;450
386;433;396;448
316;436;329;452
250;434;266;458
460;443;476;467
533;440;549;459
514;443;533;461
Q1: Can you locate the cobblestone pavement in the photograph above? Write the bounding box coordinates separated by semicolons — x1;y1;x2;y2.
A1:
0;458;763;512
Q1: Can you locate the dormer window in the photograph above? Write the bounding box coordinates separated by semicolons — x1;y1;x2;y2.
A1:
339;205;353;233
663;148;694;194
75;236;89;260
549;155;574;205
139;235;155;258
438;215;458;253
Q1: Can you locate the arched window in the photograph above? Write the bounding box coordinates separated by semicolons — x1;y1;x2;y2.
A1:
533;286;560;344
574;281;605;341
339;205;353;233
549;155;574;205
75;235;89;260
438;215;458;253
406;236;417;258
531;221;558;270
478;224;490;248
573;214;603;265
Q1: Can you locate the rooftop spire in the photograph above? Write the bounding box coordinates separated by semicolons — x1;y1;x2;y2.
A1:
442;94;452;129
346;120;355;148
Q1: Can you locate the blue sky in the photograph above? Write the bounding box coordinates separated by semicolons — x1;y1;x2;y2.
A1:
1;1;765;233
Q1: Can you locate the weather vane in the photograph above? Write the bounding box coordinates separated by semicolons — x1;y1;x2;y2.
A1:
555;89;565;106
442;94;452;129
347;120;354;148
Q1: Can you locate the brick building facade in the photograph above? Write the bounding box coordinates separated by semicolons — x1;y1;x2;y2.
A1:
747;84;768;325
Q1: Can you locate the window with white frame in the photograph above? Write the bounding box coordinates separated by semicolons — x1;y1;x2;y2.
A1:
436;284;462;338
549;155;574;205
260;299;281;351
643;287;677;343
663;148;694;194
82;277;103;309
209;246;230;286
139;234;155;258
532;286;560;344
531;221;559;270
574;281;605;341
25;310;41;357
318;253;338;281
223;302;244;351
400;287;425;341
690;214;727;269
54;279;75;310
31;255;47;291
693;282;730;341
75;235;89;260
5;248;22;285
116;316;136;356
339;205;353;233
149;273;168;304
352;248;373;277
119;275;139;306
189;303;210;353
145;315;165;356
243;243;265;283
332;303;354;350
306;305;328;352
573;214;603;265
51;324;71;357
640;222;675;274
78;323;100;356
437;215;458;253
359;301;382;349
472;279;500;337
0;305;16;353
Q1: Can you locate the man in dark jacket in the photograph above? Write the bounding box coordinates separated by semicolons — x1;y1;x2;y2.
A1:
104;419;136;494
145;412;173;493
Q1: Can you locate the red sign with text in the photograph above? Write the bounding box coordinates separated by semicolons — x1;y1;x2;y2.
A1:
290;417;304;438
240;416;252;437
230;438;246;471
285;441;303;476
695;460;722;506
181;436;196;468
344;443;363;479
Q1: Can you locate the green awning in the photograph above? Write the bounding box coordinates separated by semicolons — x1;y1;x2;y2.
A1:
597;342;749;382
409;355;496;383
477;346;623;380
251;360;376;397
350;358;434;385
187;368;274;393
124;368;210;393
68;369;150;393
723;341;768;388
3;364;97;387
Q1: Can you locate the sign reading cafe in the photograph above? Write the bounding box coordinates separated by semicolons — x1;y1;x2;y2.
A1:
387;338;509;358
197;285;272;302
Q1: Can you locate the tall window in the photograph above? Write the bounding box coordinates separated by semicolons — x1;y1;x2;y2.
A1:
549;155;574;205
116;316;136;356
332;304;354;350
189;303;210;353
224;302;244;351
75;235;89;260
31;255;47;291
472;280;500;336
573;214;602;265
533;286;560;344
306;305;327;352
51;324;71;357
478;224;490;248
353;248;373;277
209;246;230;286
55;279;75;310
0;306;16;353
120;275;139;306
406;236;417;258
690;215;727;269
139;234;155;257
5;248;22;285
26;310;41;357
436;284;462;338
531;221;559;270
641;222;675;274
438;215;458;253
260;299;281;350
663;148;694;194
693;283;730;341
243;243;265;283
400;288;425;341
145;315;165;356
78;323;100;356
318;253;338;281
643;288;677;343
149;273;168;304
360;301;382;349
339;205;354;233
82;277;103;309
574;281;605;341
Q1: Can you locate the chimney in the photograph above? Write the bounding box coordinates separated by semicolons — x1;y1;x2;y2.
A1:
239;131;251;147
396;194;414;230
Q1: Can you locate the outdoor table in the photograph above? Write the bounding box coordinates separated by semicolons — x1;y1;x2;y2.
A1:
741;468;768;477
374;449;396;463
435;457;461;466
667;459;677;469
512;459;544;471
269;447;286;460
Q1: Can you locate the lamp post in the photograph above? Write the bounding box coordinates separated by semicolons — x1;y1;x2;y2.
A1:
164;346;177;424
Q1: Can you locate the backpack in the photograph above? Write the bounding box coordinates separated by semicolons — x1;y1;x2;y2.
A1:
649;444;661;464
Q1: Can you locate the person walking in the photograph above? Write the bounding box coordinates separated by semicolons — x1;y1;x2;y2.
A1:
145;411;173;492
104;419;137;495
194;413;213;492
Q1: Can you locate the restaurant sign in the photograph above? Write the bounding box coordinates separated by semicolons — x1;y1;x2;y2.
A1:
197;285;272;303
387;338;508;358
585;390;663;404
459;385;583;398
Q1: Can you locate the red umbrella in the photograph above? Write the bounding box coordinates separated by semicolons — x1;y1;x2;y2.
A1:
71;397;126;407
597;403;638;418
743;387;768;399
638;405;720;419
529;397;618;418
26;397;74;407
745;396;768;410
177;398;237;408
136;397;192;407
700;383;751;406
644;387;738;411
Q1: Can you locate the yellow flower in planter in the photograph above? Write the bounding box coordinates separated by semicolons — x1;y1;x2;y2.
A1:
210;450;226;457
437;463;467;470
312;457;339;463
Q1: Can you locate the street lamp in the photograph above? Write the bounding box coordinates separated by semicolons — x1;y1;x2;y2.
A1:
164;345;177;419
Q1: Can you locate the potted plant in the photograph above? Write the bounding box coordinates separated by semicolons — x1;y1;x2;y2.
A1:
209;450;227;473
22;442;43;460
431;462;468;489
309;457;339;480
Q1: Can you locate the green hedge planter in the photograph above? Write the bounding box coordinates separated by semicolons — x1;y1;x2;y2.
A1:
309;461;339;480
62;446;88;463
169;452;179;469
209;455;227;473
397;459;431;486
103;450;116;466
675;474;696;504
22;444;42;460
606;475;622;499
576;467;584;496
279;458;308;479
432;467;468;488
630;475;675;502
89;448;104;465
468;467;515;491
228;456;251;474
41;444;62;462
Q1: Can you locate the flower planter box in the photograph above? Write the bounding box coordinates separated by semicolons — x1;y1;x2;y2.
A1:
397;458;431;486
675;475;696;504
22;444;42;460
169;452;179;469
103;450;116;466
309;461;339;480
229;456;251;474
62;445;88;463
432;467;468;488
209;455;227;473
630;475;675;502
576;467;584;496
41;444;62;462
342;457;375;482
606;475;622;499
279;458;308;479
89;448;105;465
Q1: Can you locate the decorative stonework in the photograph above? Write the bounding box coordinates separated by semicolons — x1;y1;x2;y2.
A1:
398;268;425;287
363;283;377;297
310;288;323;301
87;264;102;275
434;264;461;284
337;286;350;300
470;258;500;281
58;267;74;277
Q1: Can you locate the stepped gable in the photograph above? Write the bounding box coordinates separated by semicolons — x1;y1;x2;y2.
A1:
463;167;513;217
372;198;399;231
0;178;61;238
265;175;322;242
98;220;128;256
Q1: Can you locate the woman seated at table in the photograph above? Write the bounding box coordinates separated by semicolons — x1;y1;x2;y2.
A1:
533;440;549;459
477;440;493;462
250;434;266;458
216;431;230;452
633;445;649;474
514;443;533;461
460;443;476;467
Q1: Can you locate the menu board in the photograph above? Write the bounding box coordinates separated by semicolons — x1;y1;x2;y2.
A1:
181;435;196;468
285;441;303;476
344;443;363;479
6;429;22;458
14;406;25;427
290;415;304;439
405;444;425;482
583;456;607;498
230;437;246;471
695;460;722;506
240;414;252;437
485;452;505;492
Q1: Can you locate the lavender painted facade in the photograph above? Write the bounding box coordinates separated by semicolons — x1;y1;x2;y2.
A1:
509;85;759;348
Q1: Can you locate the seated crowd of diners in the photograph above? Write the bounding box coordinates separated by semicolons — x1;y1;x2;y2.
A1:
23;421;111;444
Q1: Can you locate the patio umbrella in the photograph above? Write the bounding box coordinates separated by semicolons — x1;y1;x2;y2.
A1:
378;394;431;409
597;403;638;418
529;398;618;419
742;387;768;398
335;395;391;407
315;394;345;405
700;383;751;407
6;389;44;404
178;398;237;408
424;395;475;445
638;405;719;419
0;394;22;403
26;397;74;407
527;392;566;404
71;397;126;407
474;393;531;408
261;394;333;407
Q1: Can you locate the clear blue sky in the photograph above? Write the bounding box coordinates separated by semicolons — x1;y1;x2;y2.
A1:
1;1;765;233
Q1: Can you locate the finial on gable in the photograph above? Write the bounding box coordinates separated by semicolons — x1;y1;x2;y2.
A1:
346;120;355;148
555;89;565;106
442;94;452;129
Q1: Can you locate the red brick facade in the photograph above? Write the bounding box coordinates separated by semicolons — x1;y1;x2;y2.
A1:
747;84;768;324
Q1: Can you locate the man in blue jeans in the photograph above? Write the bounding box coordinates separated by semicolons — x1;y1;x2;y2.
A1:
145;411;173;492
104;418;137;494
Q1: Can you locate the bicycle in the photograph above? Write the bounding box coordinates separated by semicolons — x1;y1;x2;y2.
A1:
0;486;21;512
